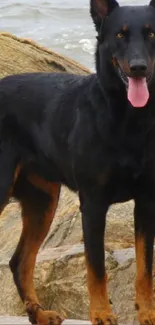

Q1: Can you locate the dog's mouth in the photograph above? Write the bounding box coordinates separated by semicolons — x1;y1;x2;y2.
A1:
117;64;152;108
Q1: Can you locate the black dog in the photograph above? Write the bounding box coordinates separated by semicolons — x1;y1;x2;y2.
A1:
0;0;155;324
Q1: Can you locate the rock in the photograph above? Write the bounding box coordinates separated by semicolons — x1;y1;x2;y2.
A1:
0;32;90;78
109;262;137;325
0;317;29;324
0;188;135;261
37;247;137;325
43;191;135;251
0;241;139;324
0;316;91;325
112;248;135;265
106;201;135;250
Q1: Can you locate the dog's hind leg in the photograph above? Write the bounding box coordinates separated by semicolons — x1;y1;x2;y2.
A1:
134;196;155;325
80;189;117;325
10;175;63;325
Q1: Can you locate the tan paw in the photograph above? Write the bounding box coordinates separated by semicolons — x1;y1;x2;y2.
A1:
90;310;118;325
27;304;64;325
36;309;64;325
138;310;155;325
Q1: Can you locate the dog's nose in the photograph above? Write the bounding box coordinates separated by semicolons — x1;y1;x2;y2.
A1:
129;59;147;76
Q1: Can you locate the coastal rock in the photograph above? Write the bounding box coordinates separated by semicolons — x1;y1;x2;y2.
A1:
0;243;139;324
0;188;135;261
0;32;90;78
0;316;91;324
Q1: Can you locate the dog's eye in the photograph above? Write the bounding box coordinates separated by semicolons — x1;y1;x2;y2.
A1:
116;32;124;39
148;32;155;39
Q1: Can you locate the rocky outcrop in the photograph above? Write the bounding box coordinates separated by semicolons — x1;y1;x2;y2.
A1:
0;188;135;261
0;316;91;324
0;32;90;78
0;240;137;323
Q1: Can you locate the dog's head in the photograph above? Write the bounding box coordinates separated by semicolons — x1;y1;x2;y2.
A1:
91;0;155;107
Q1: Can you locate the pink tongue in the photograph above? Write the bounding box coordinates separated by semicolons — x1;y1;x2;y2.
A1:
127;77;149;108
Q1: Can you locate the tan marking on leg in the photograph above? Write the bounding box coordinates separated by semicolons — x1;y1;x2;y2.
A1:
10;181;63;325
86;257;117;325
122;24;128;31
28;173;58;194
135;235;155;325
13;164;22;184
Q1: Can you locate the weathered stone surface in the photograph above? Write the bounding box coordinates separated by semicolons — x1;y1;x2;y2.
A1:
35;246;137;324
109;256;137;324
0;243;116;318
0;238;139;324
0;316;91;324
0;188;135;261
0;317;29;324
113;248;135;265
0;32;90;79
106;201;134;250
44;192;135;251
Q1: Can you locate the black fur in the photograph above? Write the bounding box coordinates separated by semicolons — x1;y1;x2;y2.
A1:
1;0;155;322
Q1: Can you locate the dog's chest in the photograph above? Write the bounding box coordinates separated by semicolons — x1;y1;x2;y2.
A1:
105;115;155;201
118;115;155;171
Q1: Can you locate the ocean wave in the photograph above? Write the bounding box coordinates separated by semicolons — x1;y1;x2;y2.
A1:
0;0;95;69
0;5;46;19
79;39;95;55
0;2;23;9
63;38;95;55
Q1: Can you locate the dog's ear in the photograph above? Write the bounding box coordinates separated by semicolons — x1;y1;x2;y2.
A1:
149;0;155;7
90;0;119;32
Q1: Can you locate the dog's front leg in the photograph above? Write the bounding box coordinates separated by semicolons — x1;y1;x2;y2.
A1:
134;196;155;325
79;189;117;325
